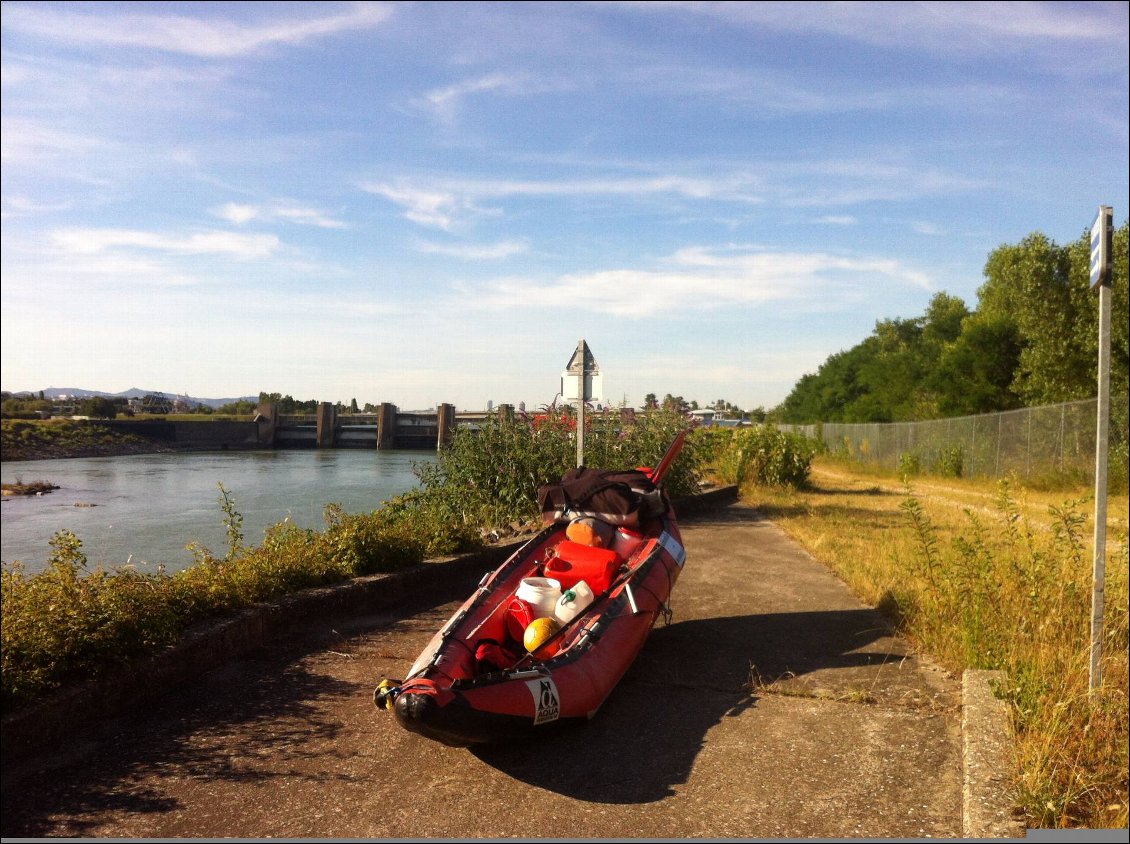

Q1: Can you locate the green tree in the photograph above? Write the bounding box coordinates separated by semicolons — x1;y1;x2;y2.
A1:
661;394;689;413
216;399;256;415
979;224;1128;405
928;314;1023;416
853;316;926;420
79;396;118;419
779;339;879;423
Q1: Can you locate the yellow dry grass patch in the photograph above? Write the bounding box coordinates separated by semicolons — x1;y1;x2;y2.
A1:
746;457;1128;830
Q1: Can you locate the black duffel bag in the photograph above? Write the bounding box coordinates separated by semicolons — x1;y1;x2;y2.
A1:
537;467;663;526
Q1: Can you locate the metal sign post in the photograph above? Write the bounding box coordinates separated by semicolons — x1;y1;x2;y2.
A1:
577;395;585;468
1088;205;1113;695
561;340;601;468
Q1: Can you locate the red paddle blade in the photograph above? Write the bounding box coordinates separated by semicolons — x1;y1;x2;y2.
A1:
649;429;687;487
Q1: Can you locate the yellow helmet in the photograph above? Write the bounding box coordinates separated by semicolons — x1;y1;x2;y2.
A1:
523;616;562;656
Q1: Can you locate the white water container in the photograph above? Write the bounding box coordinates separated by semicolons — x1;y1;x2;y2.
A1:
516;577;563;619
554;580;595;625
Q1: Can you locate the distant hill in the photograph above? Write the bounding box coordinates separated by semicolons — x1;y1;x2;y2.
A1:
10;387;259;410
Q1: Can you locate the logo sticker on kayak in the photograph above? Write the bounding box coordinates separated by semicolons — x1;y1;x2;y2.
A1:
659;531;686;567
526;677;561;725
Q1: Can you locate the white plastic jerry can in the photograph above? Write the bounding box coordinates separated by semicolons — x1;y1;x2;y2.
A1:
554;580;595;624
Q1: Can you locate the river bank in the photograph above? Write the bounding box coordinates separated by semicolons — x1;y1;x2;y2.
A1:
1;481;60;497
2;419;177;462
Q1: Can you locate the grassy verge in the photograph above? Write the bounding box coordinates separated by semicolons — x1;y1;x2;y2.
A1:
746;457;1128;829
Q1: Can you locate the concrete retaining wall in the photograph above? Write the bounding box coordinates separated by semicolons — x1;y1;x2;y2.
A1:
100;419;260;450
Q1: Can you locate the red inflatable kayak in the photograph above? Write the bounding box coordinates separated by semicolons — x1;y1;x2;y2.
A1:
375;433;688;746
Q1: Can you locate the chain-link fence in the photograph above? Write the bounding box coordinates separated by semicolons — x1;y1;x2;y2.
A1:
779;399;1130;484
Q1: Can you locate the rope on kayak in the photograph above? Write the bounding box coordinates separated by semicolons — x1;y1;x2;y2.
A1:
634;579;674;627
641;551;677;626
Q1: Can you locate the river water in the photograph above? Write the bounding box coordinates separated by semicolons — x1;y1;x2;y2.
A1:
1;450;434;575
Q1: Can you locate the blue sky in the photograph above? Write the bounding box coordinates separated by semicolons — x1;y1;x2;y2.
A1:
2;1;1127;412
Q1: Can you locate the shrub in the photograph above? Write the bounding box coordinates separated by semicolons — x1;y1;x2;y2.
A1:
705;425;819;488
898;452;922;478
419;408;703;531
321;503;426;576
1;532;181;709
933;445;965;477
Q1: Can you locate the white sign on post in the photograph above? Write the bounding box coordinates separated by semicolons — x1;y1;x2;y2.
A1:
561;340;601;403
1090;205;1113;290
1088;205;1113;696
561;340;601;467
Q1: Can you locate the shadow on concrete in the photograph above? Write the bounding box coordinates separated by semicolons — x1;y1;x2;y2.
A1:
677;500;764;525
0;578;485;839
0;651;365;837
473;606;900;804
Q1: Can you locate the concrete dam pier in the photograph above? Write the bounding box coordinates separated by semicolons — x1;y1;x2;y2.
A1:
100;402;510;452
265;402;463;450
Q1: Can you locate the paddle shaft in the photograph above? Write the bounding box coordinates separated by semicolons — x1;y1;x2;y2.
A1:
648;428;687;487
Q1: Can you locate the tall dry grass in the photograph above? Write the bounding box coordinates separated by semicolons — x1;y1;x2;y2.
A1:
750;459;1128;829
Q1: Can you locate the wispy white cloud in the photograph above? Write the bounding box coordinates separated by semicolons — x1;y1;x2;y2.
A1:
363;173;762;228
1;2;394;58
774;158;985;207
473;246;932;317
51;228;279;260
414;239;528;260
1;253;197;290
462;174;759;201
360;183;469;230
913;1;1122;42
1;195;73;220
417;71;578;122
670;245;932;288
212;202;347;229
647;1;1125;51
624;61;1018;116
912;221;946;236
363;157;981;229
422;73;517;122
0;118;104;164
214;204;260;226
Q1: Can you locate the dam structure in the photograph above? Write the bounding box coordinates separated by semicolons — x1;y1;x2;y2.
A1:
99;402;514;452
